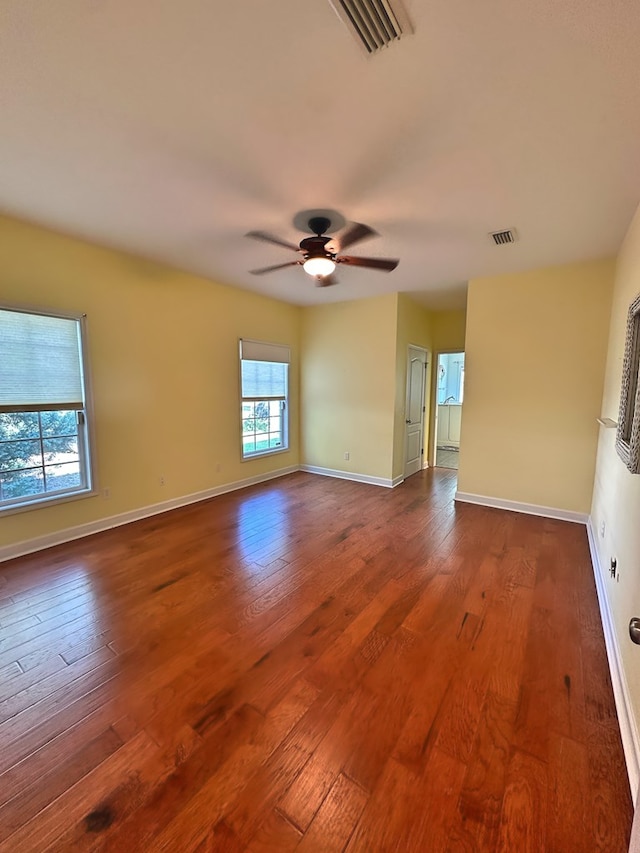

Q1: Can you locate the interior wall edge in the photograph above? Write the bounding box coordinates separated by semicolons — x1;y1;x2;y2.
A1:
299;464;404;489
454;491;589;524
586;518;640;800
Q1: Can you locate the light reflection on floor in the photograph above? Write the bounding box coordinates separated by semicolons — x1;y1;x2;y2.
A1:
236;489;290;569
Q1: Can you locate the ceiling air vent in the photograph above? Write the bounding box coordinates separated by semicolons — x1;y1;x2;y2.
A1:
490;229;518;245
327;0;414;54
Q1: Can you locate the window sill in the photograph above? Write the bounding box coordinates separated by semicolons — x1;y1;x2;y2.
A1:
0;487;99;517
241;447;290;462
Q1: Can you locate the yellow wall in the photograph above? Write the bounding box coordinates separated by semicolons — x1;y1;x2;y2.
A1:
300;294;398;481
431;309;467;353
0;216;300;550
429;309;467;464
591;203;640;746
392;295;433;479
458;259;614;513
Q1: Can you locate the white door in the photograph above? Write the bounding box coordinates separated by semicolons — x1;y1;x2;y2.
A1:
404;346;427;478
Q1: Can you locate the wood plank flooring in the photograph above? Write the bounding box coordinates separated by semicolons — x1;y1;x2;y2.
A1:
0;469;633;851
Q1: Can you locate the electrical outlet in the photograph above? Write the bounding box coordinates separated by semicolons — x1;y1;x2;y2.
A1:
344;451;350;461
215;462;221;472
600;520;606;538
159;475;165;486
103;487;110;499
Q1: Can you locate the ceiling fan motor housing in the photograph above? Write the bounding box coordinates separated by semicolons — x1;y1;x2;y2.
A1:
301;218;335;261
299;234;335;260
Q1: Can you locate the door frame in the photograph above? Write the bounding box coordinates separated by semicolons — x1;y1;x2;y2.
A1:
432;349;465;466
404;345;430;479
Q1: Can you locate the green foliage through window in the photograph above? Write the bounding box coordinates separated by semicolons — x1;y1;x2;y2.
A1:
241;400;285;456
0;411;81;502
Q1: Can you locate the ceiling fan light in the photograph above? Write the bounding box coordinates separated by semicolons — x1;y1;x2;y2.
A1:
303;256;336;277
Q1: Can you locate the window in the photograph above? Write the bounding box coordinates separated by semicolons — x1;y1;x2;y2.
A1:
616;292;640;474
0;306;93;511
240;339;289;459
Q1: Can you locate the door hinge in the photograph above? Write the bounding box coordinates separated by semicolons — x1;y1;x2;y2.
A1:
422;406;426;412
421;448;424;454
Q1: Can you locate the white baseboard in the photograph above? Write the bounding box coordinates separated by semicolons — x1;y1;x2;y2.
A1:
586;519;640;800
454;491;589;525
1;464;407;563
299;465;402;489
0;465;299;564
453;494;637;795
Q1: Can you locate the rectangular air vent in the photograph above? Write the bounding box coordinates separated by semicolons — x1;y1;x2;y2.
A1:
490;229;518;245
327;0;414;54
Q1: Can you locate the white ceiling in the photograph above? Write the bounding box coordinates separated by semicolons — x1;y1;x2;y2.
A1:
2;0;640;309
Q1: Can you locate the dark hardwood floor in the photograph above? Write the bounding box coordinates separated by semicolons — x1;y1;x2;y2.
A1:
0;469;633;851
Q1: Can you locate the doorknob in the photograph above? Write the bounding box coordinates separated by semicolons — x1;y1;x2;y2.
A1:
406;419;411;424
630;618;640;645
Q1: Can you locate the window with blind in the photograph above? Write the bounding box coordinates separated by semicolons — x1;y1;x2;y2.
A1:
239;339;289;459
0;306;94;511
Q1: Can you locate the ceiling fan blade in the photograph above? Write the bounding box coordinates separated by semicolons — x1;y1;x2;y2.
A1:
245;230;300;252
338;255;399;271
337;222;378;251
315;273;338;287
249;261;302;275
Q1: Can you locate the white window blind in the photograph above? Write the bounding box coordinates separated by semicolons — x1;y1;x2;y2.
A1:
240;339;290;400
241;361;288;399
0;309;84;412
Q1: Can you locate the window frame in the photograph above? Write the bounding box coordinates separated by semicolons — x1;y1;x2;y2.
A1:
0;303;97;515
616;292;640;474
239;339;290;461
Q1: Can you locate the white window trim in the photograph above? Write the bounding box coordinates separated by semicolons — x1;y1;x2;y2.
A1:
239;338;290;461
0;303;98;514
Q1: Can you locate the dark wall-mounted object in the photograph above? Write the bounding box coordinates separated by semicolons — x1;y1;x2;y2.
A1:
616;292;640;474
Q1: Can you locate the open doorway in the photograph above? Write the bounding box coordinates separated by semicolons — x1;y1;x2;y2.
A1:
434;351;464;469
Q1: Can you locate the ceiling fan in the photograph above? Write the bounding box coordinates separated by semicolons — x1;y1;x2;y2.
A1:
246;216;399;287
